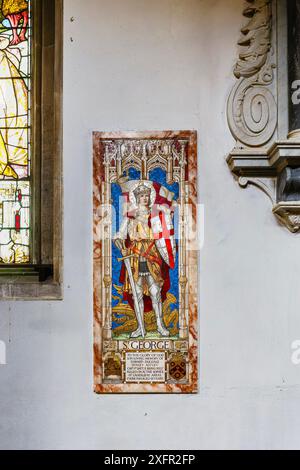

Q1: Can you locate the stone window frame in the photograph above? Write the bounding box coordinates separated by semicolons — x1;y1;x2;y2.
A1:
0;0;63;300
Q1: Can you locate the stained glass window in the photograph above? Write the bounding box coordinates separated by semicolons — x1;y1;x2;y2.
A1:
0;0;31;264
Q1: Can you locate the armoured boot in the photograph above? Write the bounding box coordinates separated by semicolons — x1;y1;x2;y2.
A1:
130;326;144;338
130;281;146;338
154;304;170;337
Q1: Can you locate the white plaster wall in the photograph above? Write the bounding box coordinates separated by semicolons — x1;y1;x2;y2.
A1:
0;0;300;450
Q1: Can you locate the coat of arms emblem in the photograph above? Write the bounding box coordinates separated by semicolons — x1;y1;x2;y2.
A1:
169;353;187;381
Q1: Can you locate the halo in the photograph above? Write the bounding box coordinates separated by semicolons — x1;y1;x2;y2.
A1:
129;180;156;209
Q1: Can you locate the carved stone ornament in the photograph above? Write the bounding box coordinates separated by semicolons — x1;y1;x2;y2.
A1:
227;0;300;233
228;0;277;148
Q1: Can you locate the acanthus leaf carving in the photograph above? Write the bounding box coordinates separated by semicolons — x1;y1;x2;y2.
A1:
234;0;272;79
227;0;277;148
272;204;300;234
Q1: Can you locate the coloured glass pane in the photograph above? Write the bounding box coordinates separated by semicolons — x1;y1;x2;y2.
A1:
0;0;31;264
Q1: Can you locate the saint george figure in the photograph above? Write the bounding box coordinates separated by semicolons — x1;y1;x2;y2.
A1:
114;182;174;338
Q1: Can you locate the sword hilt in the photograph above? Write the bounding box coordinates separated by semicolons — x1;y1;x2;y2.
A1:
117;254;137;262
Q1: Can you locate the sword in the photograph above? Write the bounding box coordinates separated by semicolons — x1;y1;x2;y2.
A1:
123;257;146;338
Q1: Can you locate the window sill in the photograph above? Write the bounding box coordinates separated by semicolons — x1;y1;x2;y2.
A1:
0;278;63;301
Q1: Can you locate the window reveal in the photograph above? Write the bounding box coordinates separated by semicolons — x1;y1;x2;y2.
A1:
0;0;31;264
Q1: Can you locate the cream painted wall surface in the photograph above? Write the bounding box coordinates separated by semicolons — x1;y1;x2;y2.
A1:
1;0;300;450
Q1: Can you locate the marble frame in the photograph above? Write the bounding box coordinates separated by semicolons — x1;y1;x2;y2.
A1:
93;131;198;394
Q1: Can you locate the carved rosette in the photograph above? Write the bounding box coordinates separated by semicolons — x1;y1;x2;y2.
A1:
227;0;277;148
